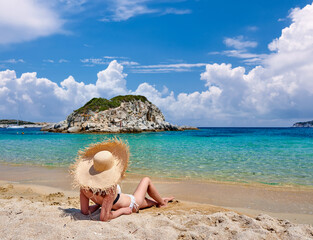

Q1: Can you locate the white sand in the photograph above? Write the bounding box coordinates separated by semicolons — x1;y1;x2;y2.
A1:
0;183;312;240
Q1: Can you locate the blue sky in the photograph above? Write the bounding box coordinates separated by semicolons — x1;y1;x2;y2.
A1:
1;0;313;126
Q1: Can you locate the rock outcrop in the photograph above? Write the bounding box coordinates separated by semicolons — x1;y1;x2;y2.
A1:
292;120;313;127
42;95;197;133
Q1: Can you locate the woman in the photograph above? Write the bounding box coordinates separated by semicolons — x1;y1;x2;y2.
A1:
71;139;174;221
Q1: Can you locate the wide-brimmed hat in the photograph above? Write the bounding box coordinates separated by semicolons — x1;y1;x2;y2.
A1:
71;138;129;194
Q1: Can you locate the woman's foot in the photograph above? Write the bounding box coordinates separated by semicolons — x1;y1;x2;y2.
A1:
158;197;175;207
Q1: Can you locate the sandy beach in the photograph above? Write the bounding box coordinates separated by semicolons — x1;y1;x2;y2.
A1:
0;164;312;239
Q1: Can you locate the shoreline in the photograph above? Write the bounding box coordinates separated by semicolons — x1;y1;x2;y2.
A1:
0;163;312;225
40;127;199;134
1;161;312;191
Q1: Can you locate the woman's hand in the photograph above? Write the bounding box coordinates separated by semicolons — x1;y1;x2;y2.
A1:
123;207;132;215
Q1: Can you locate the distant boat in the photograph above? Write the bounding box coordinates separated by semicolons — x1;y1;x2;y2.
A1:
7;119;25;129
7;125;25;129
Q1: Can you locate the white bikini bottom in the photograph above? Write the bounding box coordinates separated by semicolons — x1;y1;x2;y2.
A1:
127;194;139;212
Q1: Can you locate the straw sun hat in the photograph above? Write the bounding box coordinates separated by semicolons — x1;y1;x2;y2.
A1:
71;138;129;194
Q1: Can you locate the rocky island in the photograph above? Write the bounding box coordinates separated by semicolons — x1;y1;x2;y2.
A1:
42;95;197;133
292;120;313;127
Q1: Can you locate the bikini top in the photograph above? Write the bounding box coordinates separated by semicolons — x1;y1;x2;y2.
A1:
113;184;121;205
117;184;121;194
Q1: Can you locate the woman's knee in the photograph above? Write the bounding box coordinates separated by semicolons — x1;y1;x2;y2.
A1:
142;177;151;184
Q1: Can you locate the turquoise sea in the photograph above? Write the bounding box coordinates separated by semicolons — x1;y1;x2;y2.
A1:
0;127;312;187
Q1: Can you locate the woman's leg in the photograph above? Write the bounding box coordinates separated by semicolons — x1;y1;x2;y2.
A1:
133;177;174;208
139;197;158;209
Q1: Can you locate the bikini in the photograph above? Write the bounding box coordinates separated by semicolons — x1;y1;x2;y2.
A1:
114;184;139;212
127;194;139;212
113;184;121;205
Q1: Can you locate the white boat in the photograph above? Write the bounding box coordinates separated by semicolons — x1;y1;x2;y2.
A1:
7;119;24;129
7;125;25;129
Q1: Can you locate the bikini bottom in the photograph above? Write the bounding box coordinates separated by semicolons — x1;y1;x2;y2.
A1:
127;194;139;212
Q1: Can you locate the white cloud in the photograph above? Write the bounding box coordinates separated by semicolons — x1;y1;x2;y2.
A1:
59;59;69;63
81;57;139;67
104;56;128;59
0;0;64;44
199;2;313;123
1;59;25;64
0;60;127;122
131;63;207;73
133;83;222;123
268;4;313;53
81;57;205;72
224;36;258;50
246;26;258;32
222;50;267;64
119;61;140;66
101;0;192;22
101;0;156;22
57;0;87;13
81;58;107;65
218;36;266;64
162;8;191;15
43;59;54;63
96;60;128;96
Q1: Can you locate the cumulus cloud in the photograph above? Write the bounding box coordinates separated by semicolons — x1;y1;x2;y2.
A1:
0;0;64;44
199;2;313;123
1;2;313;126
133;83;222;122
0;61;127;122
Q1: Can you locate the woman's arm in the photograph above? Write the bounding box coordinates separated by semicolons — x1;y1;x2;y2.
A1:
80;189;90;215
100;194;132;221
80;189;101;215
108;207;132;220
88;204;101;214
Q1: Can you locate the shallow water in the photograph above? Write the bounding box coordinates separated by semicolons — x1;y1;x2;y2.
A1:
0;127;312;186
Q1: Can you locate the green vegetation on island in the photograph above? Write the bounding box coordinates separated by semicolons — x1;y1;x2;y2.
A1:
74;95;150;114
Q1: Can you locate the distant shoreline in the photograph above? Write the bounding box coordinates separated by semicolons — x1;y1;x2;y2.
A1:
0;124;45;128
0;119;52;129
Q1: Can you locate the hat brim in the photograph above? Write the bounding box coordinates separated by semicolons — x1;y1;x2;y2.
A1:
75;158;122;192
71;138;129;194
